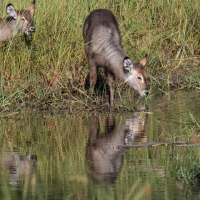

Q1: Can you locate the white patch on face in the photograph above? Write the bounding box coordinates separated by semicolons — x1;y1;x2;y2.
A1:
136;74;144;83
125;71;148;97
140;90;148;97
125;72;135;83
125;70;140;91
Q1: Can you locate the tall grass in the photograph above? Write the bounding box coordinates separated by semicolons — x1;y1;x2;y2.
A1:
0;0;199;112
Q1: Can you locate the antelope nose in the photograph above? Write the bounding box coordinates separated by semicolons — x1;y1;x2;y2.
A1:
140;90;149;97
145;90;149;96
29;26;35;32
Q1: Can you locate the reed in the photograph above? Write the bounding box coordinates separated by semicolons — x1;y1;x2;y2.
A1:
0;0;199;112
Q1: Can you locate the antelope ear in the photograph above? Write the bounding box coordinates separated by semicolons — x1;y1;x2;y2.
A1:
139;54;148;66
6;4;17;19
26;0;35;13
123;57;133;73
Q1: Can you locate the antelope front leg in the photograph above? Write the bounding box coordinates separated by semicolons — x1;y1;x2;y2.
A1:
88;59;98;97
106;71;115;107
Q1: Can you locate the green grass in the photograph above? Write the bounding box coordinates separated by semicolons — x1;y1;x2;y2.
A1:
0;0;200;112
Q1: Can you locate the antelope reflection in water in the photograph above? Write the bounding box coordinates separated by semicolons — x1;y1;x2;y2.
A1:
0;151;37;190
86;112;148;185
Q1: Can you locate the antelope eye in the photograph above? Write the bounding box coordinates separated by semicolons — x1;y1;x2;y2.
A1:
22;17;25;21
137;76;142;80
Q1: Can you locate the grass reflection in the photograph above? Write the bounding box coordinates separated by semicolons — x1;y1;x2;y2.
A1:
0;112;150;200
0;91;199;200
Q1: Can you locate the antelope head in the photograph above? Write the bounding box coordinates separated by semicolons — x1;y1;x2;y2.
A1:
6;0;36;37
123;55;149;97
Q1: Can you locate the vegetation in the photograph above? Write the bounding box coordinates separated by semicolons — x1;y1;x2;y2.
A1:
0;108;199;199
0;112;151;200
0;0;200;112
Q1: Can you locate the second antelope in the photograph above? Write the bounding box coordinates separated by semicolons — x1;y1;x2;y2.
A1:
83;9;149;107
0;0;36;42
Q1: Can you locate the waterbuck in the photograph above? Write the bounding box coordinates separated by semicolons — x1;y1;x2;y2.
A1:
0;0;36;42
86;113;148;184
83;9;149;107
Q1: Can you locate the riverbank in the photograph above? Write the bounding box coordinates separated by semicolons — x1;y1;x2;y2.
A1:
0;0;199;113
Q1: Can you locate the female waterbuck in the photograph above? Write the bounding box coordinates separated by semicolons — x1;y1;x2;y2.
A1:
86;113;148;184
83;9;149;107
0;0;36;42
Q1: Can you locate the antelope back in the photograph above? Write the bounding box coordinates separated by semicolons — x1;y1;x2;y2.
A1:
0;1;35;41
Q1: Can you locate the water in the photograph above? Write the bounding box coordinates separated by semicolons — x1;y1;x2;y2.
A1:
0;91;199;200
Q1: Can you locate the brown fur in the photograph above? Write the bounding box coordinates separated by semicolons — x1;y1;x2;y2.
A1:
83;9;149;106
86;113;148;184
0;1;35;42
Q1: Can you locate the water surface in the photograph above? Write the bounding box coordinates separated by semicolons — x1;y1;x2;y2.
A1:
0;91;199;200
